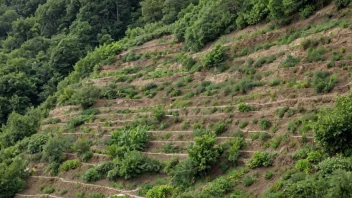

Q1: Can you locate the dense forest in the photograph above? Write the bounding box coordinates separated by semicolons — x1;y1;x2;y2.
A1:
0;0;352;197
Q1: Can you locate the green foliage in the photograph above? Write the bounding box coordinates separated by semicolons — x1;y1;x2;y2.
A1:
108;151;162;180
59;160;80;172
237;103;253;112
0;109;41;149
110;125;148;152
306;47;328;62
295;159;311;174
279;55;300;68
259;118;272;130
71;86;101;109
82;168;101;183
247;151;276;168
312;71;338;93
146;185;173;198
212;121;227;135
202;45;227;69
264;170;274;180
243;176;256;186
317;156;352;175
313;93;352;153
175;1;236;51
41;186;55;194
169;159;197;188
253;55;276;67
227;137;245;164
0;156;27;198
27;134;49;154
153;105;166;122
188;132;220;172
334;0;352;9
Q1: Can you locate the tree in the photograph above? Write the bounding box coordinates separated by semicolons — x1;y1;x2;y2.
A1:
141;0;164;23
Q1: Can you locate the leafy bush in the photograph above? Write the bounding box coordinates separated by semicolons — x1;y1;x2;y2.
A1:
153;105;166;122
82;168;101;182
259;118;272;130
169;159;197;188
253;55;276;67
279;55;300;68
110;151;162;179
202;45;227;69
188;132;220;172
247;151;276;168
264;170;274;180
237;103;253;112
239;121;249;129
334;0;352;9
41;186;55;194
295;159;311;174
212;121;227;135
110;125;148;152
141;83;158;98
199;177;233;197
27;134;49;154
73;138;91;157
227;137;244;164
71;86;101;109
66;115;91;130
146;185;173;198
306;47;328;62
313;94;352;153
59;160;80;171
243;176;256;186
313;71;337;93
301;39;319;50
317;156;352;175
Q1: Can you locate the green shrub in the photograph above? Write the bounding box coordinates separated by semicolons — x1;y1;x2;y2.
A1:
237;103;253;112
334;0;352;9
313;71;338;93
59;160;80;171
188;132;219;172
239;121;249;129
277;107;289;118
41;186;55;194
81;108;100;116
247;151;276;168
317;156;352;175
243;176;256;186
141;83;158;98
27;134;49;154
212;121;227;135
200;177;233;197
295;159;311;173
292;147;311;160
269;78;281;87
162;143;180;154
301;39;319;50
110;125;148;152
169;159;197;188
202;45;227;69
279;55;300;68
82;168;101;182
115;151;162;179
153;105;166;122
306;47;328;62
264;170;274;180
227;137;244;164
146;185;173;198
259;118;272;130
66;115;91;130
71;86;101;109
73;138;91;156
299;5;316;19
254;55;276;67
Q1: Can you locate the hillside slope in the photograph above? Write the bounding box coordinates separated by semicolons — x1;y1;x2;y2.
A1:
16;4;352;198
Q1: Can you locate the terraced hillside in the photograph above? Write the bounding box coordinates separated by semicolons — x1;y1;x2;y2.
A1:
17;5;352;198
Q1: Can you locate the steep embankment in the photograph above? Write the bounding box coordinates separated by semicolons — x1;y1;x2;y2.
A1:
18;5;352;198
